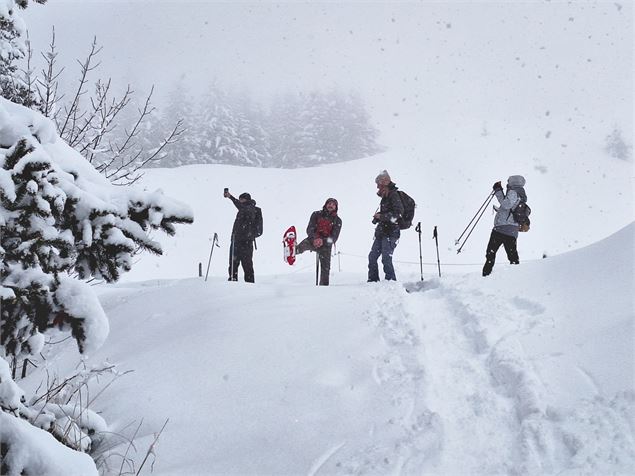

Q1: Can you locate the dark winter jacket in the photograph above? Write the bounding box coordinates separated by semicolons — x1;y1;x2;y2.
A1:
306;200;342;247
230;196;258;241
374;183;404;237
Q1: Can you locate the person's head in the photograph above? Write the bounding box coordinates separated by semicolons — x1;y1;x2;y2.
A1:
238;192;252;203
507;175;526;188
324;198;338;214
375;170;392;197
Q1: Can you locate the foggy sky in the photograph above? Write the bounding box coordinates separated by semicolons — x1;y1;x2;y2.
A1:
23;1;633;148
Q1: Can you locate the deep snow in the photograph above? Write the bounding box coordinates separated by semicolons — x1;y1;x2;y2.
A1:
24;223;634;475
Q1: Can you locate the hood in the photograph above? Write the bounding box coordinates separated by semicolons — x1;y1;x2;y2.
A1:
507;175;526;187
323;198;338;213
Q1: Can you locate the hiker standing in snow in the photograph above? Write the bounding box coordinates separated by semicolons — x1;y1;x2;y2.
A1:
482;175;527;277
368;170;404;282
296;198;342;286
224;190;259;283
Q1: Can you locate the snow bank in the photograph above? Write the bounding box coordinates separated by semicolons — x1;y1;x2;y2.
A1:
0;413;98;476
24;222;634;474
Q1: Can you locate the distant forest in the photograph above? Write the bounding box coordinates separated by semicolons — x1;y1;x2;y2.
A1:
130;83;383;169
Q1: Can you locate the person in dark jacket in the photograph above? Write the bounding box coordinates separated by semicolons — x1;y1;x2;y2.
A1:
368;170;404;282
296;198;342;286
224;191;258;282
482;175;527;276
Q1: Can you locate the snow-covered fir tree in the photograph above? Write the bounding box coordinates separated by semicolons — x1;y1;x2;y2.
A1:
0;0;46;106
196;84;249;165
267;91;309;168
234;93;270;167
0;97;193;473
146;77;198;168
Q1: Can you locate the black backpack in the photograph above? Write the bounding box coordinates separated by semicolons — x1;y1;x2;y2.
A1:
253;207;263;238
397;190;416;230
511;201;531;232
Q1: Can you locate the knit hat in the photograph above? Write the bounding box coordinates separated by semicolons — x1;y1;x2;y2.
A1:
375;170;391;185
239;192;252;201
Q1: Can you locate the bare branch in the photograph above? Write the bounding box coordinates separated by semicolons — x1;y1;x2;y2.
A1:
58;36;102;138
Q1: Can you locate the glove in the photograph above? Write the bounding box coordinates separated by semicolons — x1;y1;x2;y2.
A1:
313;238;323;248
492;181;503;192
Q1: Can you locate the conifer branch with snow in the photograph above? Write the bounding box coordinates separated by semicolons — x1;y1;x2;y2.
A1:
0;94;192;472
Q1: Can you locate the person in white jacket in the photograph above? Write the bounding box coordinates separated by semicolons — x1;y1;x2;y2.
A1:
482;175;527;276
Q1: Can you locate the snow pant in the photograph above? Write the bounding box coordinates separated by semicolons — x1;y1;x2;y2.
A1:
368;229;400;282
228;239;254;283
482;229;519;277
296;238;332;286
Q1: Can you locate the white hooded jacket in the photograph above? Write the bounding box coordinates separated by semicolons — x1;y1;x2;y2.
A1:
493;175;526;236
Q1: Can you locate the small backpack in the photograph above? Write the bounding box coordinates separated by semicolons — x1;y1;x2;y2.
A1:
512;201;531;232
252;207;263;238
397;190;416;230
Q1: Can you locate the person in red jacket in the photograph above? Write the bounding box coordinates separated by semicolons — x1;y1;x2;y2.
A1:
296;198;342;286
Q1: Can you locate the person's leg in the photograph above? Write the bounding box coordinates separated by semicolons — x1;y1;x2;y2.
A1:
319;248;331;286
228;240;238;281
368;236;382;282
482;230;504;276
381;232;399;281
502;235;519;264
240;241;255;283
296;237;313;255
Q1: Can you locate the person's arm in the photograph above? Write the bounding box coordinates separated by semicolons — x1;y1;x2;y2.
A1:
306;211;318;238
228;195;241;210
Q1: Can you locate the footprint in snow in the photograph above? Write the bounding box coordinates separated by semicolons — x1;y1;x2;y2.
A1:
511;297;546;316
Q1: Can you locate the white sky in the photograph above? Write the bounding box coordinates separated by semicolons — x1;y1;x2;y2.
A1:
24;1;633;147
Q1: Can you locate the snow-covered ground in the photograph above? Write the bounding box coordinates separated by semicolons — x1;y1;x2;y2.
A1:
24;221;634;474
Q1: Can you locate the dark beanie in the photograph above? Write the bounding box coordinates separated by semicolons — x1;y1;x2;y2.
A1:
239;193;251;201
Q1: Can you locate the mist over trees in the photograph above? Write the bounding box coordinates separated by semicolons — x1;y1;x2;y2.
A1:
136;81;383;169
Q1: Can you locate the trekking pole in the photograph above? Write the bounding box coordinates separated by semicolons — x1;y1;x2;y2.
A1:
229;233;235;280
204;233;220;282
455;191;495;246
433;226;441;278
315;253;319;286
415;222;423;281
456;193;495;254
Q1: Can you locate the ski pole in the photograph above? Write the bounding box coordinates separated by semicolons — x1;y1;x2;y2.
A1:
315;252;319;286
415;222;423;281
455;191;495;246
433;226;441;278
456;194;495;254
205;233;220;282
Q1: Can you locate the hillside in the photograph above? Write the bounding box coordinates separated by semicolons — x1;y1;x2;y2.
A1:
123;142;633;283
24;223;634;475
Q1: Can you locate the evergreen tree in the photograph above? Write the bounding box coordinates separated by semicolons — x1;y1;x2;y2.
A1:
234;93;269;167
195;85;247;165
267;92;307;168
0;0;46;105
145;77;197;168
0;97;193;473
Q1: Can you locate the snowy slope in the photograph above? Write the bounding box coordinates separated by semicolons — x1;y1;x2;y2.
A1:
24;223;634;475
124;143;633;283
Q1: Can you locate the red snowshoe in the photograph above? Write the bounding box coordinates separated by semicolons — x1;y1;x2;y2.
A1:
283;226;297;265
